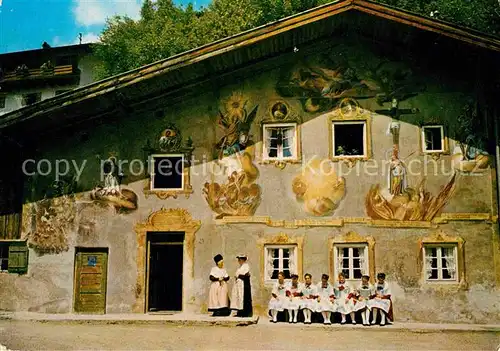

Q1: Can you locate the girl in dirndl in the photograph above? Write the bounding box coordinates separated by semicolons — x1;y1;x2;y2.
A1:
300;273;318;324
285;274;302;323
316;273;336;325
268;271;287;323
333;272;356;324
354;275;373;326
208;254;230;316
368;272;393;326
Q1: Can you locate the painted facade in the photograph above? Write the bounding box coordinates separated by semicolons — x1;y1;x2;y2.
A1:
1;3;500;324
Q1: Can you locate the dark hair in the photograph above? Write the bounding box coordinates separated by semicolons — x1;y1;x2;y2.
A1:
291;274;299;279
321;274;329;280
304;273;312;279
377;273;386;279
338;272;345;278
277;271;285;278
362;275;370;280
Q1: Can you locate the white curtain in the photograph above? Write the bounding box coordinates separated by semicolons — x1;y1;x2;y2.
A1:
289;248;296;275
337;247;344;275
442;247;456;279
358;248;366;274
266;248;275;279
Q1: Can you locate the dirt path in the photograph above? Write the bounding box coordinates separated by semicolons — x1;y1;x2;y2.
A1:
1;320;499;350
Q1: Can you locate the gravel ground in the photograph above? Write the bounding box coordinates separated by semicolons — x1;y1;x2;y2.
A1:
0;320;499;350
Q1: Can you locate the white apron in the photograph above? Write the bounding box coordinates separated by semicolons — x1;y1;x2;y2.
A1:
333;281;355;314
230;263;249;311
208;266;229;310
368;282;392;313
300;283;318;311
316;283;336;312
285;283;302;310
352;283;373;312
268;281;287;312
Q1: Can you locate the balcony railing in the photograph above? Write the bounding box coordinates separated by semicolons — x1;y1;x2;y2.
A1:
1;65;74;82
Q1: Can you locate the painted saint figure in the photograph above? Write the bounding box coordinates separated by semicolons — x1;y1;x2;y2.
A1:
230;255;253;317
389;156;407;196
208;254;230;317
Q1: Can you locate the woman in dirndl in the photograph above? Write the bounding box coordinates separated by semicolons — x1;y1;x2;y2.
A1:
300;273;318;324
316;274;336;325
268;271;287;323
353;275;373;326
230;254;253;317
208;254;230;316
333;272;356;324
368;272;393;326
285;273;302;323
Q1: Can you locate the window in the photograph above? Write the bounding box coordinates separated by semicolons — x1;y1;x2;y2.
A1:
55;55;76;66
423;245;458;281
421;125;445;153
22;92;42;106
0;241;28;274
0;95;5;109
262;123;298;160
333;244;368;280
265;245;297;281
332;121;367;157
150;154;184;191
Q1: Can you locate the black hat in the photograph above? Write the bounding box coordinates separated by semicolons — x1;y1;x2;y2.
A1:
321;274;329;280
214;254;223;264
236;254;247;260
377;272;386;279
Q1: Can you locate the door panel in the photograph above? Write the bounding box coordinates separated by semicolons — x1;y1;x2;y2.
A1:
74;249;108;314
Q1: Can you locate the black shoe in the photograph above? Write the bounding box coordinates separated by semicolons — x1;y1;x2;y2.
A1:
340;321;346;325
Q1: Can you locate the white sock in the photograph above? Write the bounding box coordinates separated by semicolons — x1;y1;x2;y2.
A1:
302;310;308;322
365;309;370;323
293;310;298;322
381;312;386;325
326;312;331;323
341;314;346;323
362;311;367;324
321;312;327;322
350;312;356;324
271;310;278;322
372;309;378;324
288;310;293;322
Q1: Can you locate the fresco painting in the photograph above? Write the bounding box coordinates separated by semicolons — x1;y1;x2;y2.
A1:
292;158;346;216
204;92;261;218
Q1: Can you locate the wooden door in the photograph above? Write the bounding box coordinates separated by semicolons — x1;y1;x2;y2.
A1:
74;248;108;314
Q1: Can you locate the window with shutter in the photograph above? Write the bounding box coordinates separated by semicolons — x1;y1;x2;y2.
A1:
4;241;29;274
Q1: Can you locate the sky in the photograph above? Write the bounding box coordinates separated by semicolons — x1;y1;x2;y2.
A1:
0;0;211;54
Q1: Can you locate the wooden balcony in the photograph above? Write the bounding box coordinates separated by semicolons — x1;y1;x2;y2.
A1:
0;65;80;91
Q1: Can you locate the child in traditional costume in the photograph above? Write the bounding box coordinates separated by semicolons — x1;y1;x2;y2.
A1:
334;272;356;324
300;273;318;324
316;274;336;325
230;255;253;317
268;271;288;323
369;272;393;326
208;254;230;316
354;275;373;326
285;274;302;323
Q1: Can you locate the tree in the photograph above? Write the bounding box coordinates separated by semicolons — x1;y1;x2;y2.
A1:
92;0;500;79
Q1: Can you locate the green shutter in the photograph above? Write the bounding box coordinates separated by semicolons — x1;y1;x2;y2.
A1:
8;242;29;274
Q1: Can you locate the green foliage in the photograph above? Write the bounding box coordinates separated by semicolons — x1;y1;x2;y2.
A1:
93;0;500;79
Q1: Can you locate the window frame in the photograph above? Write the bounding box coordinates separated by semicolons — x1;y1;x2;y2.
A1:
332;243;369;282
149;153;185;192
0;240;29;275
423;244;459;283
262;123;299;162
264;244;298;283
421;125;446;153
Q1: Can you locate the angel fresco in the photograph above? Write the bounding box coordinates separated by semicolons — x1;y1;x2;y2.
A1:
276;57;425;113
204;93;262;218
